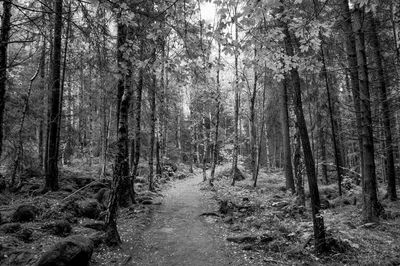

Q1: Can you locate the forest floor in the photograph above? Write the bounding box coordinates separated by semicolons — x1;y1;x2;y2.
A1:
1;161;400;265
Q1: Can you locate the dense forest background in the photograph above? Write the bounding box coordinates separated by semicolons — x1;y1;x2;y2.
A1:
1;0;400;261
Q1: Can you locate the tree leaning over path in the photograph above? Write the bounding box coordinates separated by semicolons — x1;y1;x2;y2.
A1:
281;13;326;252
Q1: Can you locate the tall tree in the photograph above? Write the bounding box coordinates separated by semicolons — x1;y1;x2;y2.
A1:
283;22;326;252
280;76;295;193
45;0;63;191
105;85;131;246
339;0;364;180
210;42;222;186
368;12;397;201
0;0;12;160
352;5;380;222
231;3;240;186
149;73;157;192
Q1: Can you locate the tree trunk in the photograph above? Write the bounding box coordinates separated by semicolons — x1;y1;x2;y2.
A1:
352;6;381;222
313;0;344;195
131;67;144;203
293;130;305;206
210;43;221;186
340;0;364;180
283;24;326;252
281;77;295;193
319;122;328;184
231;8;240;186
149;74;156;192
250;47;258;181
45;0;63;191
254;66;267;187
368;13;397;201
105;86;131;246
38;37;46;170
202;116;207;181
0;0;12;160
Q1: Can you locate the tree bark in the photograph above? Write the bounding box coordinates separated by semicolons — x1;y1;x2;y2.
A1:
210;43;221;186
293;130;305;206
149;74;156;191
131;67;144;203
38;37;46;170
283;24;326;252
368;13;397;201
0;0;12;160
340;0;364;180
105;86;131;246
231;7;240;186
352;6;381;222
45;0;63;191
254;66;267;187
250;47;258;182
202;115;207;181
281;77;295;193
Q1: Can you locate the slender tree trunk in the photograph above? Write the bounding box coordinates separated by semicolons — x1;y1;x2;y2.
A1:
116;23;126;132
352;6;381;222
313;0;344;195
38;37;46;170
45;0;63;191
210;43;221;185
283;23;326;252
202;116;207;181
57;2;71;168
340;0;364;180
0;0;12;160
281;77;295;193
293;130;305;206
105;86;131;246
250;47;258;181
149;74;156;192
131;67;144;203
254;66;267;187
368;13;397;201
156;119;162;177
231;7;240;186
319;123;328;184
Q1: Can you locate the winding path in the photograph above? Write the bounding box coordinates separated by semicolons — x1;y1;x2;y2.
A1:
127;173;260;266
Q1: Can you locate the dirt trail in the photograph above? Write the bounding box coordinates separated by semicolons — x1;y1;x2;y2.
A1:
127;173;260;266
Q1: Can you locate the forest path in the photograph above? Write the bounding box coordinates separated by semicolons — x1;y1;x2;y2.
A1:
126;173;259;266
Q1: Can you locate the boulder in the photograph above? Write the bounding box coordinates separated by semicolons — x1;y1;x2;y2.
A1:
36;235;94;266
88;181;110;194
232;167;245;181
163;162;178;172
0;222;21;233
42;220;72;237
175;173;187;180
226;234;258;244
0;193;9;205
134;176;147;184
88;232;105;248
78;199;102;219
5;249;35;266
82;220;104;231
95;188;110;206
320;198;331;210
15;228;33;242
69;177;96;188
0;176;6;192
60;185;75;193
60;199;82;217
12;204;39;222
